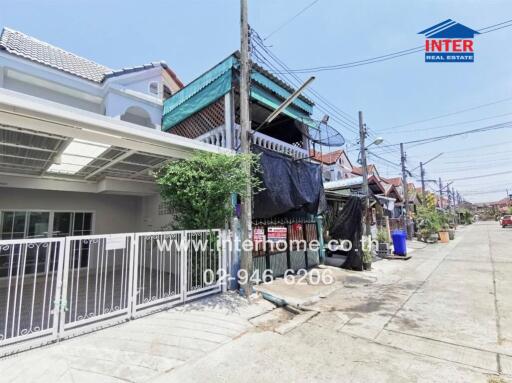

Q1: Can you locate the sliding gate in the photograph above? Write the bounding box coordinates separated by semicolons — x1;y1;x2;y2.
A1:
0;229;227;356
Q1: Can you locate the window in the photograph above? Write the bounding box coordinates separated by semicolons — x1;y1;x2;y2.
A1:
149;82;159;96
1;211;26;239
0;211;93;239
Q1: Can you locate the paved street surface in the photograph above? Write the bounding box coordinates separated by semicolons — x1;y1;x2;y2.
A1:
1;222;511;382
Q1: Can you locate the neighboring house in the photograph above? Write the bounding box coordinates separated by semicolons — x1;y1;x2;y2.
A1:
310;149;354;182
0;27;230;239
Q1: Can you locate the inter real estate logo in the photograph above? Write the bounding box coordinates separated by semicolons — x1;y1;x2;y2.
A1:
418;19;479;63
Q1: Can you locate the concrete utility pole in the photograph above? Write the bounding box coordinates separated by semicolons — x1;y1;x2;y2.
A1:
420;161;426;198
239;0;253;297
400;143;410;238
359;111;370;237
439;177;444;209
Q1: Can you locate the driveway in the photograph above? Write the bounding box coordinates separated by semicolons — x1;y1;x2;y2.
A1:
152;222;512;382
1;222;510;382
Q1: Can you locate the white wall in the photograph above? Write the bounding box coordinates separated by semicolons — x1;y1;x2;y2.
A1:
104;91;162;129
138;194;176;232
0;188;142;234
3;76;102;113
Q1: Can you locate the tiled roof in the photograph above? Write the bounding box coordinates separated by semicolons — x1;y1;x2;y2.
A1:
0;27;111;82
0;27;183;87
310;149;344;165
383;177;402;187
352;164;377;176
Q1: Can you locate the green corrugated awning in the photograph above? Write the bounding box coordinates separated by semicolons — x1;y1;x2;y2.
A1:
251;71;313;114
250;86;317;128
162;54;316;131
162;56;236;130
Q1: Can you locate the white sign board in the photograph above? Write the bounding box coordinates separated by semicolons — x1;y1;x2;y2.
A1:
105;236;126;251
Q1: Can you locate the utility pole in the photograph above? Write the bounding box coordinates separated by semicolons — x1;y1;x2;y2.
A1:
359;111;370;237
420;161;426;198
400;143;410;238
239;0;252;297
439;177;443;209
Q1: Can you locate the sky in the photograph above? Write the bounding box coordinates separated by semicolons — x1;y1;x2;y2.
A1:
1;0;511;203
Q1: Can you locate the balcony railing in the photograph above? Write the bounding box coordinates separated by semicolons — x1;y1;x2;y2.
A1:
197;125;309;159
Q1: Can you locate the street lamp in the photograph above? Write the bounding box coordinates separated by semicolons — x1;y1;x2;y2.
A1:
367;137;384;148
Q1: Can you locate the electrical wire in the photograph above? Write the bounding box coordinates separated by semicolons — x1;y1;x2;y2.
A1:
269;18;512;73
379;96;512;131
264;0;320;41
378;121;512;148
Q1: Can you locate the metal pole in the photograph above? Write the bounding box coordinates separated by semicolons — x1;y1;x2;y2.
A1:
359;111;370;237
420;161;426;200
439;177;444;209
400;143;410;238
239;0;253;297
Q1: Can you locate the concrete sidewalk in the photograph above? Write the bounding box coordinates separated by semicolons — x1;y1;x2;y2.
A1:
148;223;512;382
0;293;274;383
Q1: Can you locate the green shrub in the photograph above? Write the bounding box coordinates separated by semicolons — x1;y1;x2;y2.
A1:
156;151;262;230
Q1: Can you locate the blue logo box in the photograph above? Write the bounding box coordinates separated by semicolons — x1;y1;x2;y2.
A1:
425;52;474;62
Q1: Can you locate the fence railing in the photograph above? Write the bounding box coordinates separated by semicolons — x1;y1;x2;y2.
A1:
0;229;228;356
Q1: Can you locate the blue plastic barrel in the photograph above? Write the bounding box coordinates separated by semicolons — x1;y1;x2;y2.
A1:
391;230;407;256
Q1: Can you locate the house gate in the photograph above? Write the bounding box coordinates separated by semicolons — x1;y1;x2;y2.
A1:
0;229;228;356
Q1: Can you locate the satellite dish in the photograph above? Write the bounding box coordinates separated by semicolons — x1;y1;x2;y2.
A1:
297;117;346;147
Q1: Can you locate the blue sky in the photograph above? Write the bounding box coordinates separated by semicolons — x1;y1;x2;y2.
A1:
1;0;511;202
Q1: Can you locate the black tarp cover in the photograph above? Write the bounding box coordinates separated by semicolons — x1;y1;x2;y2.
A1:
329;196;363;270
253;146;326;219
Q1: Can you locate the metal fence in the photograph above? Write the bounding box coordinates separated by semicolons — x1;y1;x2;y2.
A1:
0;229;228;356
252;221;320;279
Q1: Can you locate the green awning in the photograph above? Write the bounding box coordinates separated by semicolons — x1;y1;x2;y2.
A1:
251;71;313;114
250;86;317;128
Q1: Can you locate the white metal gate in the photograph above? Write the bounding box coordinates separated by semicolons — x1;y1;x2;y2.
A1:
59;234;134;338
132;229;226;317
0;229;228;356
0;238;64;353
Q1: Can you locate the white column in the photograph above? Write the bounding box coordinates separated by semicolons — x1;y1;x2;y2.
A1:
0;67;5;88
224;92;233;149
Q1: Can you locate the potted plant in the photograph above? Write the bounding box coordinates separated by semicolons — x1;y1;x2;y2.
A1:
438;223;450;243
415;204;442;243
376;229;390;257
362;245;372;270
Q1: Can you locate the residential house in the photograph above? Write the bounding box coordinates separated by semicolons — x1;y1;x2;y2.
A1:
0;27;232;239
161;52;332;276
310;149;354;182
0;28;234;353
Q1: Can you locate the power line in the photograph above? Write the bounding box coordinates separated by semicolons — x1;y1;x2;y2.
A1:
380;111;512;134
380;96;512;131
264;0;320;41
252;35;359;129
251;33;360;138
378;121;512;148
269;18;512;73
448;170;512;182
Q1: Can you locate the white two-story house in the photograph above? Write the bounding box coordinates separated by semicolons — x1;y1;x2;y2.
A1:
0;27;231;240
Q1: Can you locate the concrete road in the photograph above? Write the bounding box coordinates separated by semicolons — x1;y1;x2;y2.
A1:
151;222;512;383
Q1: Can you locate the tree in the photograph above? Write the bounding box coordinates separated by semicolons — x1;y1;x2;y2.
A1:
156;151;262;230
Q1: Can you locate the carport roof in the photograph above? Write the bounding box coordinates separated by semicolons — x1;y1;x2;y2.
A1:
0;88;232;183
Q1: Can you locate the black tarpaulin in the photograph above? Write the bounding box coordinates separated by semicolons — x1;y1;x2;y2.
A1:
329;196;363;270
253;146;326;219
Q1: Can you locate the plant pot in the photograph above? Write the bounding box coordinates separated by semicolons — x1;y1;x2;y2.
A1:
448;229;455;240
377;242;390;257
363;262;372;270
378;243;390;251
426;233;439;243
438;230;449;243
